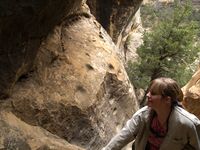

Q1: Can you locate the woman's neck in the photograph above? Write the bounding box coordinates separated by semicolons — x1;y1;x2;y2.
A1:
155;106;172;127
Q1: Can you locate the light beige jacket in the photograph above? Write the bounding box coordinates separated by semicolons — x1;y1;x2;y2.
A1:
102;106;200;150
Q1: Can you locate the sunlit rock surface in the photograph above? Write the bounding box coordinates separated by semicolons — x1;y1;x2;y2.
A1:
0;0;140;149
0;0;83;98
87;0;143;43
87;0;143;62
0;111;84;150
182;69;200;119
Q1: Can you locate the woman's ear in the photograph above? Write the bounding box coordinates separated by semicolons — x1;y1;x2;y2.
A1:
165;96;171;104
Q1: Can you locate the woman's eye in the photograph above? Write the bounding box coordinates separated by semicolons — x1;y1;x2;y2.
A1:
150;91;159;95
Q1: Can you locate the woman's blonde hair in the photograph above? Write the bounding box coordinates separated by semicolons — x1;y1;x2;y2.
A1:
149;77;183;102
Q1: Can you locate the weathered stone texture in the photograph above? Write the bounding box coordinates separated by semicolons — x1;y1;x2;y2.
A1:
0;111;85;150
0;1;140;149
0;0;82;98
87;0;143;44
0;0;141;150
182;69;200;119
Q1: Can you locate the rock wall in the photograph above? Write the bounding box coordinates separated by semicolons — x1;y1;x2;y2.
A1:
0;0;140;149
87;0;143;42
0;111;84;150
182;69;200;119
0;0;82;98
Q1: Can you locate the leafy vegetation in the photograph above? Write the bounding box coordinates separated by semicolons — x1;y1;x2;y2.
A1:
126;0;200;90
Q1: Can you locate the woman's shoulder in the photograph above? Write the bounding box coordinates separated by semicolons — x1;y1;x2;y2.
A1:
173;106;200;126
134;106;150;115
132;106;150;119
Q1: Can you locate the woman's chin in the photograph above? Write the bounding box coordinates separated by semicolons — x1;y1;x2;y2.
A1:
147;102;152;107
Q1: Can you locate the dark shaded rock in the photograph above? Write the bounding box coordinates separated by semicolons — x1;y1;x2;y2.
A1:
0;111;85;150
0;0;82;98
6;12;138;149
87;0;143;43
0;1;141;150
4;137;31;150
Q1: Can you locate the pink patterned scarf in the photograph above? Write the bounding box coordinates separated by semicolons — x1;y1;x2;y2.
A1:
147;116;167;150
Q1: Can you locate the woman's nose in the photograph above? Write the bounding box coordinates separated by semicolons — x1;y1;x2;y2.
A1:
146;92;150;97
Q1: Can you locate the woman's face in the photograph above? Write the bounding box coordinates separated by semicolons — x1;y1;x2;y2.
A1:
146;84;166;111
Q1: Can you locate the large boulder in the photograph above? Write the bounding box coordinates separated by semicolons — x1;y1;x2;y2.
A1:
87;0;143;44
0;111;84;150
182;69;200;119
0;0;82;98
0;1;140;149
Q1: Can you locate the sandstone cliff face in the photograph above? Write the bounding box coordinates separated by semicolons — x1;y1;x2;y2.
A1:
87;0;143;44
0;0;140;149
0;111;85;150
182;69;200;119
87;0;143;62
0;0;83;99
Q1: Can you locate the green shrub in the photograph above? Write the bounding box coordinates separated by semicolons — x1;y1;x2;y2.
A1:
127;0;200;90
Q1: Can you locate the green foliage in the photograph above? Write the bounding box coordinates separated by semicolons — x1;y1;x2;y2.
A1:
140;4;159;28
127;0;200;89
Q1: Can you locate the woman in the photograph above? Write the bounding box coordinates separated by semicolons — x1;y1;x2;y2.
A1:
102;77;200;150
